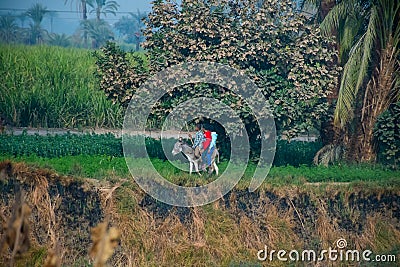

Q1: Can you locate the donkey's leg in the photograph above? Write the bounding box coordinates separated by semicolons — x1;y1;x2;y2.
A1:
213;162;219;175
194;161;201;176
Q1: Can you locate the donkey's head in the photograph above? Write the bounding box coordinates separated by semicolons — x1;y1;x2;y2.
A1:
172;137;184;155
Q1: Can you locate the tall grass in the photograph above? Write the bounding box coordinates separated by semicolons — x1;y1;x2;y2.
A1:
0;44;123;128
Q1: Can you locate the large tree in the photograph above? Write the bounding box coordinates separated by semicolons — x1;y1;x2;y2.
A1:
312;0;400;163
0;16;21;44
25;3;49;44
64;0;89;45
64;0;89;20
96;0;339;142
114;10;147;51
80;19;114;48
88;0;119;21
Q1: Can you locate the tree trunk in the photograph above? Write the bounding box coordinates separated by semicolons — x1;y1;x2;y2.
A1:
346;38;396;162
96;7;101;21
319;0;336;21
346;110;377;162
82;0;88;47
318;0;339;146
82;0;87;20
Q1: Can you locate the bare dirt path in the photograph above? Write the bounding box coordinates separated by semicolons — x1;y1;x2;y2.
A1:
3;127;192;139
3;127;319;141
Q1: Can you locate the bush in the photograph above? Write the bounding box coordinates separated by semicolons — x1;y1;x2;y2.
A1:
0;133;122;158
0;133;322;166
273;140;323;167
375;102;400;168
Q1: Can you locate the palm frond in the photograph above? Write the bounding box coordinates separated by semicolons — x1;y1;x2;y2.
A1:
338;16;362;62
298;0;321;10
354;6;377;94
334;34;365;126
376;0;400;103
313;144;345;166
320;0;353;36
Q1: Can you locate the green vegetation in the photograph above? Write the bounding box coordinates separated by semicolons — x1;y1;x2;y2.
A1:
375;102;400;168
305;0;400;163
2;132;398;168
1;133;398;185
0;133;323;166
0;1;146;50
1;1;399;266
0;45;123;128
98;0;339;140
0;133;172;159
1;155;399;186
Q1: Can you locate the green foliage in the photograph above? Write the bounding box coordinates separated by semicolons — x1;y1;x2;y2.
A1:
0;44;123;128
0;133;176;160
0;132;322;167
375;102;400;168
0;133;122;158
0;16;21;44
317;0;400;127
141;0;339;138
274;140;323;167
114;10;147;51
96;0;339;140
92;42;148;107
46;33;71;47
2;155;399;184
80;19;114;48
88;0;119;21
25;3;49;45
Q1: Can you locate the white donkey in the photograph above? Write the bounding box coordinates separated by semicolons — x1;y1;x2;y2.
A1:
172;138;219;175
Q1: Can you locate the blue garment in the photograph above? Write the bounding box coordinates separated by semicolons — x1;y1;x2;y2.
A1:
193;130;205;148
210;132;217;149
206;146;215;166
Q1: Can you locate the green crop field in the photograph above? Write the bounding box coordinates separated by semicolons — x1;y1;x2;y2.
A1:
0;44;123;128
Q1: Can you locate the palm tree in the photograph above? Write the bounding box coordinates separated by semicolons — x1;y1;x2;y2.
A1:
130;10;147;51
18;14;27;28
48;11;58;33
88;0;119;21
64;0;90;45
64;0;89;20
25;3;49;44
299;0;336;23
47;33;71;47
80;19;114;48
114;10;147;51
25;3;49;26
316;0;400;162
0;16;20;44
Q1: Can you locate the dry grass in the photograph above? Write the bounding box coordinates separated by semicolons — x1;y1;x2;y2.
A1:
1;161;399;266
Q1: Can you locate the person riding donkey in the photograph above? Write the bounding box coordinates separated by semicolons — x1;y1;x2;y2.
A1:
201;125;218;172
189;124;219;172
201;125;212;170
207;130;218;169
188;123;205;159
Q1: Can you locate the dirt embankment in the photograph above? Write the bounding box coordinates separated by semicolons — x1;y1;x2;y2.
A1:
0;161;399;266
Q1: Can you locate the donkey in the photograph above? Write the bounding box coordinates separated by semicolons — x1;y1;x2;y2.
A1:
172;138;219;175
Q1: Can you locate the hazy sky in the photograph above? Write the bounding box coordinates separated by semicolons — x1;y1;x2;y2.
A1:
0;0;153;34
